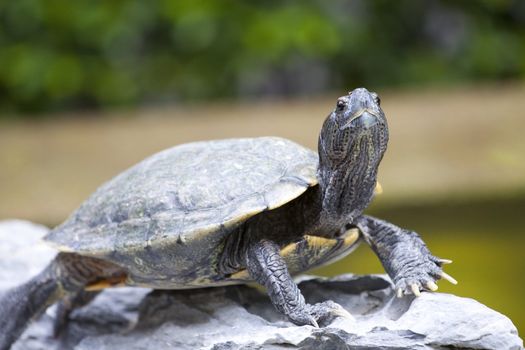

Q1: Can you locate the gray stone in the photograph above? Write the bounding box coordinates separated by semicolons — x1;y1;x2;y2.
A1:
0;220;522;350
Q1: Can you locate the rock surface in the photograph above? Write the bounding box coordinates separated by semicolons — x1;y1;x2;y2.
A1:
0;220;522;350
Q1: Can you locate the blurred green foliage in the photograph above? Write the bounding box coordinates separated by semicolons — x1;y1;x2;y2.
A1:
0;0;524;114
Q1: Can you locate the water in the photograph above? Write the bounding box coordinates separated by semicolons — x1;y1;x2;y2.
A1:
314;195;525;337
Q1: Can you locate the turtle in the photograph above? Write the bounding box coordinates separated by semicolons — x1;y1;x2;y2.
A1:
0;88;456;349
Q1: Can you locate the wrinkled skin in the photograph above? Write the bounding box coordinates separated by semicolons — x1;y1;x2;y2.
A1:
0;88;455;350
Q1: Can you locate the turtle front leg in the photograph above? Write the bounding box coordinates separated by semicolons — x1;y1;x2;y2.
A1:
245;239;350;327
356;215;457;297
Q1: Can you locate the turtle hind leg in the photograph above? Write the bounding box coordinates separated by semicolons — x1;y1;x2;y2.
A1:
54;261;128;337
0;260;64;350
0;253;124;350
53;290;100;338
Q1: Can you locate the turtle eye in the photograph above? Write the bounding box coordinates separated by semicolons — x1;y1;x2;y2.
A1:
336;99;346;111
371;93;381;106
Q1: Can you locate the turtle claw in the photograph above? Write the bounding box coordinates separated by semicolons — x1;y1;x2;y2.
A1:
397;287;404;298
288;310;319;328
426;281;439;291
440;271;458;285
333;307;353;320
439;258;453;265
411;284;421;297
308;316;319;328
302;300;352;327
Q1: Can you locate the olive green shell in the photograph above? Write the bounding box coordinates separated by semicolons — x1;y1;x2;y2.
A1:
44;137;320;286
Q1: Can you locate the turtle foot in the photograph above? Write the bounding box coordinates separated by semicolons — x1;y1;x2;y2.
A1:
288;300;353;328
394;254;457;298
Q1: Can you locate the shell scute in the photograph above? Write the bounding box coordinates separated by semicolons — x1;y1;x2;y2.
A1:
44;137;319;264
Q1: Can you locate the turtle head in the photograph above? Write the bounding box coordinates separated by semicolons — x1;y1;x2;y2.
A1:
317;88;389;221
319;87;388;165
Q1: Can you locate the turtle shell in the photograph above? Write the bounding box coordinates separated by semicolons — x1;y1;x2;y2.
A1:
44;137;319;285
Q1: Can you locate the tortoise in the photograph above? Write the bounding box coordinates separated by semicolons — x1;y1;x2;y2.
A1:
0;88;456;349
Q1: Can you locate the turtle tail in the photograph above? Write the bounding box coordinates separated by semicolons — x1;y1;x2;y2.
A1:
0;258;65;350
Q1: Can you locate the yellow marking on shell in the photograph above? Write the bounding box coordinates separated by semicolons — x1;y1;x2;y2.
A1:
307;229;360;269
229;229;360;281
278;235;336;269
342;228;360;245
84;275;128;291
280;240;302;258
221;205;266;230
43;239;76;253
230;269;250;280
265;181;310;210
374;182;383;196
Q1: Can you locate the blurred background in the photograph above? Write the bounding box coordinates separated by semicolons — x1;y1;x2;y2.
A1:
0;0;524;336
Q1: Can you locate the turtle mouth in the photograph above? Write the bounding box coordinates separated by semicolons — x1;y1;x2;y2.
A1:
342;109;380;129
